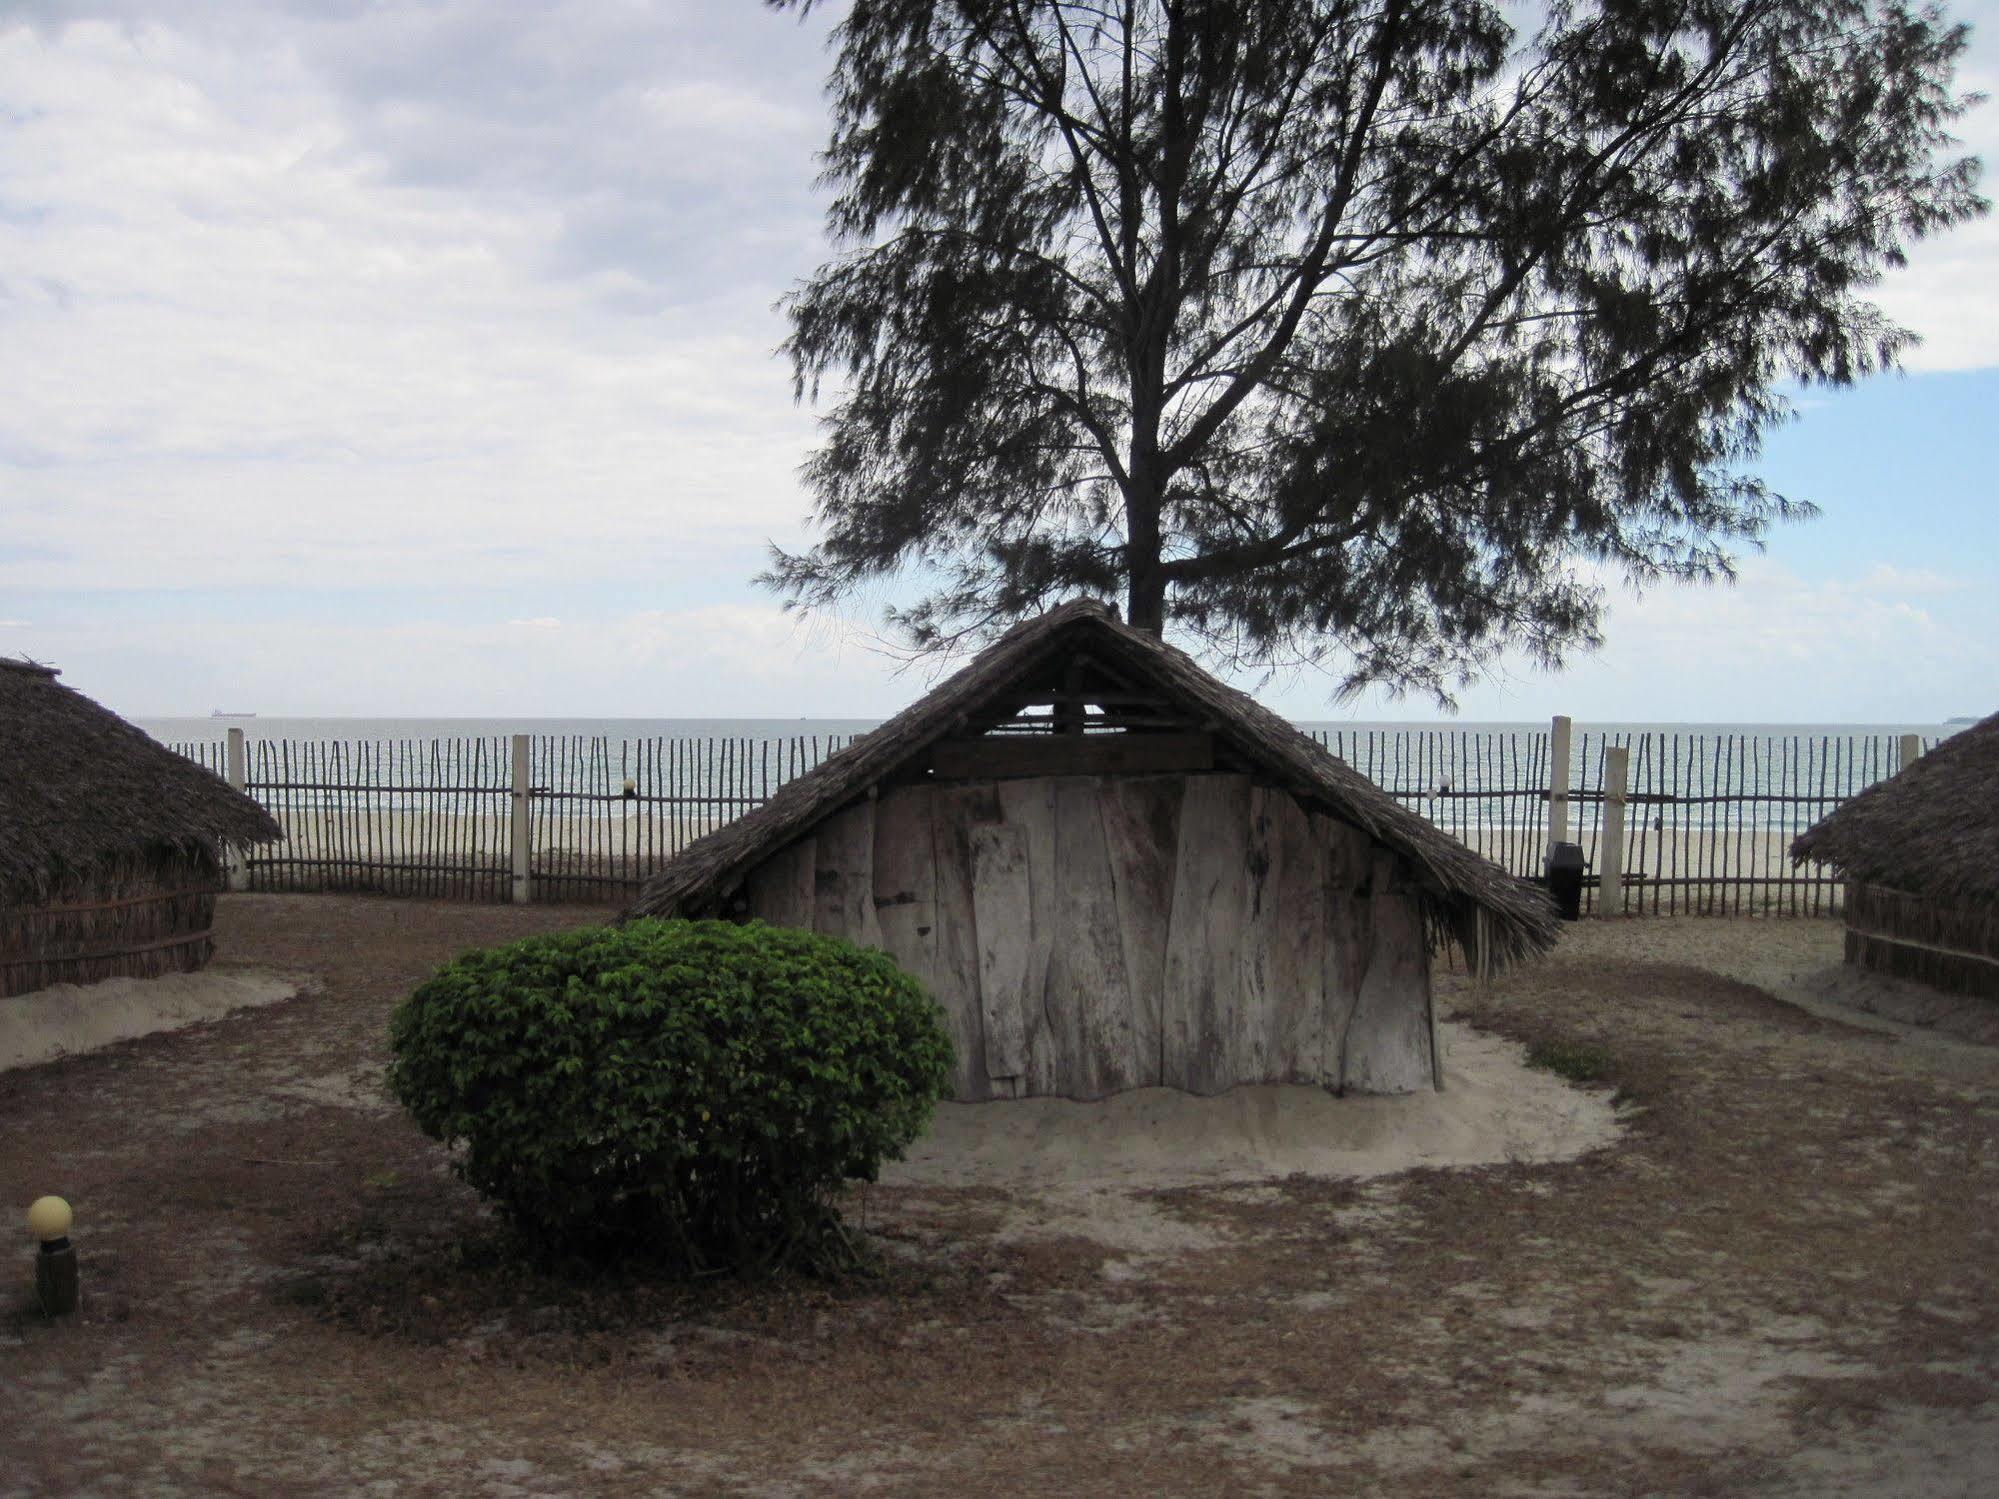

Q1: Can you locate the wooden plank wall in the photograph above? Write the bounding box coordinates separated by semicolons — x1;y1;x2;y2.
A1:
740;772;1436;1101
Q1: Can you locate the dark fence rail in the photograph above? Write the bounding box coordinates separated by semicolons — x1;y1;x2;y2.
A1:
165;727;1935;913
525;734;852;900
1314;728;1934;916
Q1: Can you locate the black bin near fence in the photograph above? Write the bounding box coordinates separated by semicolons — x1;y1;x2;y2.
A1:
1545;842;1586;921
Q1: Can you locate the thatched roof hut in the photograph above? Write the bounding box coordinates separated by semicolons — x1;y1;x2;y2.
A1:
1791;713;1998;998
630;601;1557;1101
0;657;281;997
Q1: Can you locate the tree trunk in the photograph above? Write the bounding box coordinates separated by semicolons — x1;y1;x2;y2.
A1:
1124;476;1167;634
1124;287;1171;634
1125;526;1166;633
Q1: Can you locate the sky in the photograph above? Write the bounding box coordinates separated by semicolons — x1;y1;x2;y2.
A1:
1;1;1994;726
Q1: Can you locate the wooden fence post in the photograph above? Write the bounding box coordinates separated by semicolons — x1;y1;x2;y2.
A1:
225;727;250;893
1548;714;1573;846
511;734;532;905
1898;733;1922;774
1599;745;1629;917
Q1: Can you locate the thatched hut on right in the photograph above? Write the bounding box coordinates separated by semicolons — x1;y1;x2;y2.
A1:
1791;712;1998;998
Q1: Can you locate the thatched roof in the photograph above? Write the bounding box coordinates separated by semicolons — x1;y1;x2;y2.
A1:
628;600;1558;965
1791;712;1999;905
0;657;281;899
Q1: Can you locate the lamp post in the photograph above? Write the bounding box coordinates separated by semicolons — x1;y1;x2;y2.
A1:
27;1196;77;1316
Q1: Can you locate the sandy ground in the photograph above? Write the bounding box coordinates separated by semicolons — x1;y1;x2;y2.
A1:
250;810;726;860
888;1025;1621;1188
0;967;300;1072
1456;827;1838;915
250;812;1840;914
1;897;1995;1496
883;1027;1624;1260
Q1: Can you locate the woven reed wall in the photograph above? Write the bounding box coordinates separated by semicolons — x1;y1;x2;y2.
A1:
0;847;222;999
1843;881;1999;1000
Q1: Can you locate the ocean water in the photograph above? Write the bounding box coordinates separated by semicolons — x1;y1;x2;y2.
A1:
137;714;1964;749
141;716;885;747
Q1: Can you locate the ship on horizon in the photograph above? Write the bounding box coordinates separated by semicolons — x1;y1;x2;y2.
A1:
209;709;257;718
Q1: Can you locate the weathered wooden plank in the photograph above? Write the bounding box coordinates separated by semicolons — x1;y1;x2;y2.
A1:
1163;773;1253;1094
872;782;938;986
812;800;881;948
1099;775;1184;1088
994;778;1062;1095
971;822;1034;1089
1047;777;1142;1098
1341;853;1435;1095
1238;790;1276;1082
931;782;999;1100
932;731;1214;781
744;837;816;930
1315;812;1375;1088
1247;787;1326;1084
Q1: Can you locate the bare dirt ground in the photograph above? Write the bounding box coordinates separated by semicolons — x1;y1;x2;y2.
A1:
2;896;1995;1497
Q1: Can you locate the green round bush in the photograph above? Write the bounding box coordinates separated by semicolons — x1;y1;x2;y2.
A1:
386;918;953;1273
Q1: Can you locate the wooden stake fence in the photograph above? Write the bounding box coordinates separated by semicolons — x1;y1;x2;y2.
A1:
160;720;1936;910
1598;745;1628;918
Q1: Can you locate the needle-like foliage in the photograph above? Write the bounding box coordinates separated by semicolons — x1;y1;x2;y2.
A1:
765;0;1984;700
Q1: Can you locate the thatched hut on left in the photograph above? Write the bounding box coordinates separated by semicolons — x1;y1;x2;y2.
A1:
0;658;280;998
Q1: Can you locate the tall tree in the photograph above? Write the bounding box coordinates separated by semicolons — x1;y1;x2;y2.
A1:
765;0;1982;699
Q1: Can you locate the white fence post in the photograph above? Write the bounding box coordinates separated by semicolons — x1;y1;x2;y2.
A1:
1548;714;1573;847
511;733;532;905
1599;745;1629;917
1898;733;1922;774
225;727;250;893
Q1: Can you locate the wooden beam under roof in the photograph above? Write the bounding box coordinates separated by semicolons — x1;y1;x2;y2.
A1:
930;731;1216;780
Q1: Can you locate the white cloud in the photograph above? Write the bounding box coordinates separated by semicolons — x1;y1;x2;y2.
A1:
1845;563;1969;597
28;600;899;718
14;558;1985;725
0;2;1992;727
1356;557;1993;725
0;12;828;596
1870;50;1999;374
